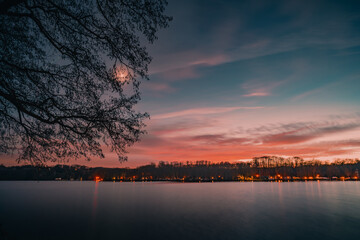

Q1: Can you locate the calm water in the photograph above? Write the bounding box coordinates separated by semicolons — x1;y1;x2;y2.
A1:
0;181;359;240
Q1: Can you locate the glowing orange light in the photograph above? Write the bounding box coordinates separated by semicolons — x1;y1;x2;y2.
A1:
95;176;103;182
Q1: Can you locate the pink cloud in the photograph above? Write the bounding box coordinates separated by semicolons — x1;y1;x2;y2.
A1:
241;78;287;98
189;54;229;66
152;106;264;120
150;119;215;135
243;92;270;97
291;88;322;101
149;51;229;80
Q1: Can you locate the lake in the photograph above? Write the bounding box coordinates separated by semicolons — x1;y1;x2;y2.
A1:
0;181;359;240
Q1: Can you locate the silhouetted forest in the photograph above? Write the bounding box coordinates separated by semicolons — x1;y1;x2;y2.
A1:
1;156;359;181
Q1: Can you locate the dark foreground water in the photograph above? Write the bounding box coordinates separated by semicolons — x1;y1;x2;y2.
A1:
0;181;359;240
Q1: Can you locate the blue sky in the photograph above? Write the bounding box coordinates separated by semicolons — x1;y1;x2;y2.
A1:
141;0;360;108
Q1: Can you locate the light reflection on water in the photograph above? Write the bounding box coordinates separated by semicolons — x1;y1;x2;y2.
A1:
92;181;98;221
0;181;359;240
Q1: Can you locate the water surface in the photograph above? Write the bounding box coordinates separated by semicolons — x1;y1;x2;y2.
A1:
0;181;359;240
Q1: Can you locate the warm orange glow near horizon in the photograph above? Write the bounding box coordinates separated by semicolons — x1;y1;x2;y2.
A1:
95;176;103;182
1;105;360;168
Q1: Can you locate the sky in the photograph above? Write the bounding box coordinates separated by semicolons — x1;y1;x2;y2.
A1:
123;0;360;168
3;0;360;167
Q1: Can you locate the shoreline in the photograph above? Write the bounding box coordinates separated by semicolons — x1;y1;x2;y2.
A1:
1;179;359;182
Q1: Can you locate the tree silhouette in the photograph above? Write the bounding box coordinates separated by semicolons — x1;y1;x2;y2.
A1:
0;0;172;164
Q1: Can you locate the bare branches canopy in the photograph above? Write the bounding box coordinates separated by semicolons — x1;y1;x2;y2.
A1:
0;0;172;164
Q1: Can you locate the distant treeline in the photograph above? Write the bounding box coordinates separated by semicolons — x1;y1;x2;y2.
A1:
0;156;359;181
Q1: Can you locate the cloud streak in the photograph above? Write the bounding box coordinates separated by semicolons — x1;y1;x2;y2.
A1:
243;92;270;97
152;106;264;120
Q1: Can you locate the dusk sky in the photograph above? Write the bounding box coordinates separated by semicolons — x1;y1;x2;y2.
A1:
4;0;360;167
116;0;360;167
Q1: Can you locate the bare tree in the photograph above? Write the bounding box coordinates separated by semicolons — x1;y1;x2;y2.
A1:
0;0;172;164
